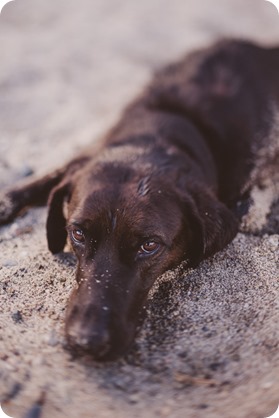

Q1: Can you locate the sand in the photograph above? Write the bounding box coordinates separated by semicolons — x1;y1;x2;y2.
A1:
0;1;278;417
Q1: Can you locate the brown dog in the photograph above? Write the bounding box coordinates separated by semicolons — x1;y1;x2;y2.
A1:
1;39;278;360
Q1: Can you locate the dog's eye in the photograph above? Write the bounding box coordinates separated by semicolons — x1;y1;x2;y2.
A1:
138;241;160;256
72;228;85;243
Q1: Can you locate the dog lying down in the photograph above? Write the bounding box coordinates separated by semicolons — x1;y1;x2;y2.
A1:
1;39;279;361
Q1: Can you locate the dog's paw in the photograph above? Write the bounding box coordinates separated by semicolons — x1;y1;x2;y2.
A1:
0;191;19;225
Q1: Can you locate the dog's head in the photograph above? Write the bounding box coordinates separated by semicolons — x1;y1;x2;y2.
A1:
46;149;238;360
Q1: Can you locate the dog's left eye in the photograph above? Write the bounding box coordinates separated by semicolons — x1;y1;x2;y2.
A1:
138;241;160;256
71;228;85;243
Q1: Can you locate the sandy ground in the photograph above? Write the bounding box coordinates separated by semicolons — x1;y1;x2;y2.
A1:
0;1;279;417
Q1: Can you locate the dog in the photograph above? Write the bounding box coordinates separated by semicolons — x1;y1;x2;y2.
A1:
1;39;279;361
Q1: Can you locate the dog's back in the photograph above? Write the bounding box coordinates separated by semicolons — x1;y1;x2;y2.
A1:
107;40;279;206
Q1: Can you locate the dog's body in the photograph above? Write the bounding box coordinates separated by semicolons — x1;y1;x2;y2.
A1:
1;40;279;360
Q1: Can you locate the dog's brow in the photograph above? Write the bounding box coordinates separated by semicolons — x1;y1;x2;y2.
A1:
68;219;93;230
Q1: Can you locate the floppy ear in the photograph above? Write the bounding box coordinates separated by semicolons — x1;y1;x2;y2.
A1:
185;187;239;266
46;182;70;254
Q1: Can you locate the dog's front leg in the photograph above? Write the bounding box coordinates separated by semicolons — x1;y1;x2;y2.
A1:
0;166;68;225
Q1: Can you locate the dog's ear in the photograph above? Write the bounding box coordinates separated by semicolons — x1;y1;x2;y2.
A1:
46;182;70;254
185;187;239;266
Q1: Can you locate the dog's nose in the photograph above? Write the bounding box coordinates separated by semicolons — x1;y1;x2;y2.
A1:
67;327;111;360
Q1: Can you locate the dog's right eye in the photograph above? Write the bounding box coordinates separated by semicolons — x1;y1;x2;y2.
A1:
71;228;85;243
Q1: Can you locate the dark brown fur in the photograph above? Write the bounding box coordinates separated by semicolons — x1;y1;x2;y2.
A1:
1;39;279;360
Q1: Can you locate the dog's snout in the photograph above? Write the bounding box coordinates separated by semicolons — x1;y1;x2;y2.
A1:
65;278;142;360
67;324;111;359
